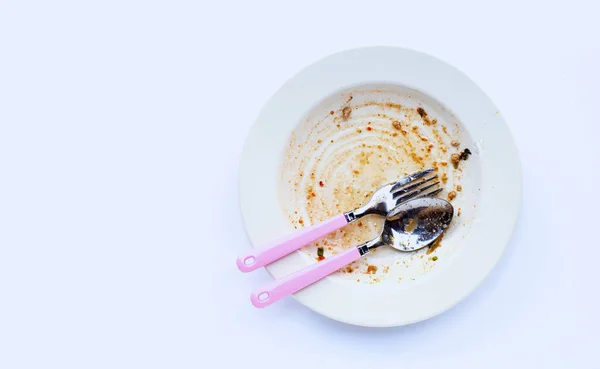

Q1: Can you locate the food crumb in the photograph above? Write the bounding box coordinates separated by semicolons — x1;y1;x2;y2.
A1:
459;148;472;160
357;221;363;227
417;107;433;125
317;255;325;262
457;184;462;191
432;256;438;261
448;190;457;201
319;181;324;187
330;110;334;115
317;139;322;144
451;140;460;147
356;128;362;133
298;218;304;225
452;148;472;168
345;266;354;273
392;120;402;130
366;126;372;131
457;208;462;217
353;169;360;174
367;265;378;274
342;106;352;120
441;172;448;184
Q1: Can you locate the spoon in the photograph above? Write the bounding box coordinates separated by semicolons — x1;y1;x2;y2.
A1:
250;197;454;308
237;169;441;273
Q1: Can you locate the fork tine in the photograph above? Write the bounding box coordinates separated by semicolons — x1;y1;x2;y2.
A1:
387;187;443;219
419;187;443;199
390;168;434;192
395;181;441;205
392;175;438;199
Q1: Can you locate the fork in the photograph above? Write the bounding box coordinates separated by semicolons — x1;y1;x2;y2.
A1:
236;168;441;272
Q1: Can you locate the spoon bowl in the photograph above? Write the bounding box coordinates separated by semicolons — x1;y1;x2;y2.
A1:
383;197;454;252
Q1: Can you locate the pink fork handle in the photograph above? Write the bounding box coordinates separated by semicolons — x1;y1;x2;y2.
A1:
250;247;362;308
236;213;348;273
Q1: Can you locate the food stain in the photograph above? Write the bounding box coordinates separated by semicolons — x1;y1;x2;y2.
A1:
426;235;444;254
280;88;466;281
342;106;352;120
404;218;417;232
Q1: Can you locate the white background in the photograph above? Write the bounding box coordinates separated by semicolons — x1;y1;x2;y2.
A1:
1;1;599;368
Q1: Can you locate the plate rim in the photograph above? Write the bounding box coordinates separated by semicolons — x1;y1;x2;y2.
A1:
238;46;522;327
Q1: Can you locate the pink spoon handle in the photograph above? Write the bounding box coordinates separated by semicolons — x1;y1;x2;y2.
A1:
236;213;348;273
250;247;362;308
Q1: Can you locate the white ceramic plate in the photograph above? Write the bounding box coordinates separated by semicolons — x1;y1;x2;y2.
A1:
239;47;521;327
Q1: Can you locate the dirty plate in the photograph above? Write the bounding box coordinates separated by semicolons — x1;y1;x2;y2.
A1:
239;47;521;327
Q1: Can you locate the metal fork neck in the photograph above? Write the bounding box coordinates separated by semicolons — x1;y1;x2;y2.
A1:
344;204;373;223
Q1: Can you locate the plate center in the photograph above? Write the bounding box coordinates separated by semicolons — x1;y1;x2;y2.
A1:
278;83;482;284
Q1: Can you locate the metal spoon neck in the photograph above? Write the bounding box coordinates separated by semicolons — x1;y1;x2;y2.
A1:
357;237;385;256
